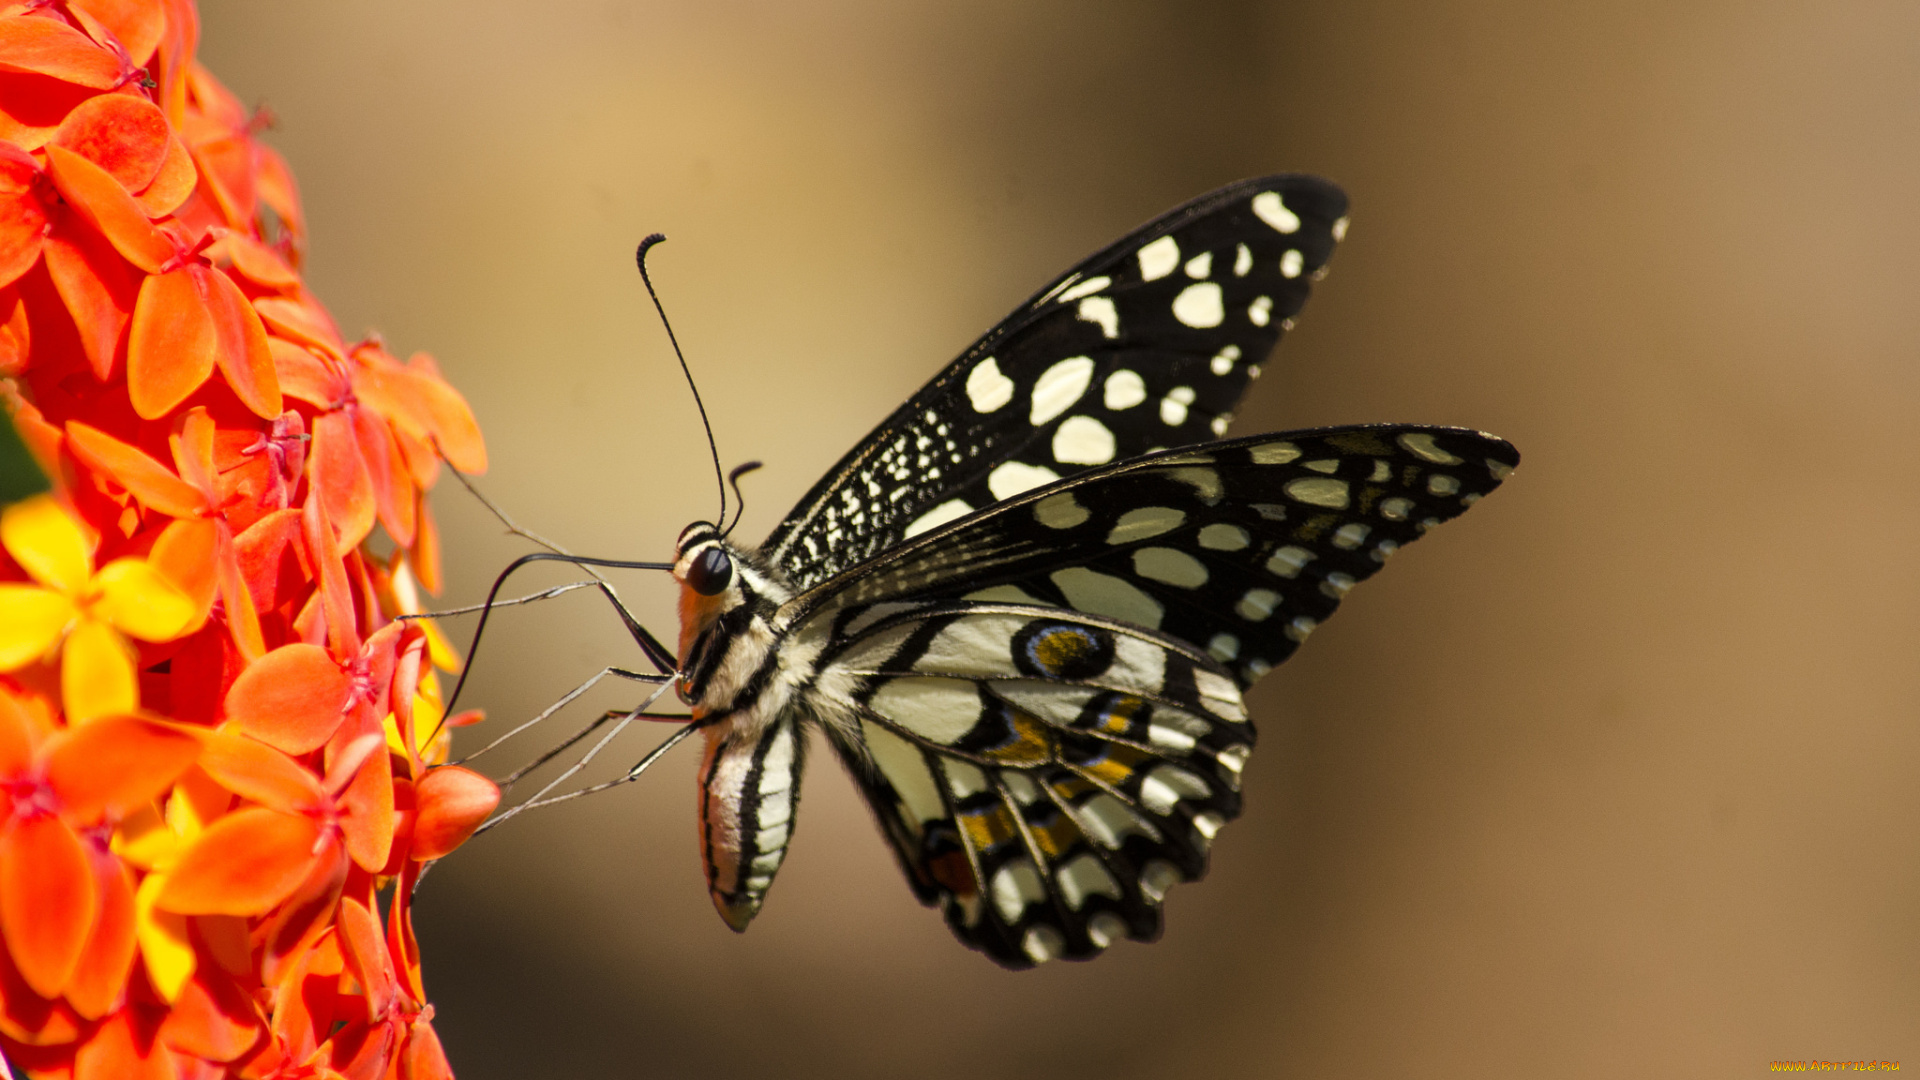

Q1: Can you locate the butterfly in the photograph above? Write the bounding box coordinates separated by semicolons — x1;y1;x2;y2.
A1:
472;175;1518;969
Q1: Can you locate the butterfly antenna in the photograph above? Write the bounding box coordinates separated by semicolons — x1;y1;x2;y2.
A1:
722;461;762;538
636;233;726;527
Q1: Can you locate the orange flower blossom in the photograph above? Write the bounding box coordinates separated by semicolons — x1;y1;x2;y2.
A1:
0;2;504;1077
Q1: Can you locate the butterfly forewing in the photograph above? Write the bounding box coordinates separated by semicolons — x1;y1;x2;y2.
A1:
763;175;1350;591
813;603;1252;967
786;425;1519;689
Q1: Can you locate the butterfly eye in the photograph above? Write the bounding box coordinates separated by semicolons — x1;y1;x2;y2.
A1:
686;547;733;596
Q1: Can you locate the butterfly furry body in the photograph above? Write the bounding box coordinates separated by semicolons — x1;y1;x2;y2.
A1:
657;176;1519;968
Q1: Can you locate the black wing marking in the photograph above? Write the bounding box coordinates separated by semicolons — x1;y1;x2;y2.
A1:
763;175;1350;591
785;425;1519;688
813;603;1252;968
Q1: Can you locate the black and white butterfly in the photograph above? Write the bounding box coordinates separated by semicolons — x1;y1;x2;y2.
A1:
461;175;1518;969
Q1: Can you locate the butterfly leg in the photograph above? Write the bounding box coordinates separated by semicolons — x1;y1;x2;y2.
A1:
474;678;697;836
442;549;680;714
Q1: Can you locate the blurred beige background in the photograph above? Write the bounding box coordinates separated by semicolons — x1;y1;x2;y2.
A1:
199;2;1918;1077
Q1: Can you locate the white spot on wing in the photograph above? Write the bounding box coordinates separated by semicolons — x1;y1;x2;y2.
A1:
1171;283;1224;328
1251;191;1301;233
1210;344;1241;376
1133;547;1208;588
1233;243;1252;276
1056;275;1111;303
1030;356;1095;423
1331;216;1349;241
904;498;973;537
1235;588;1279;622
988;460;1062;499
992;860;1047;922
1265;545;1315;577
1057;854;1122;910
1077;296;1120;339
1285;476;1349;508
870;677;982;744
1106;506;1185;544
1050;567;1164;629
1034;491;1089;529
1198;523;1249;550
1159;385;1196;426
1248;296;1272;326
1207;633;1239;662
1137;235;1179;280
1104;369;1147;410
965;357;1014;413
1052;415;1116;465
1280;249;1304;278
1184;251;1212;278
1398;431;1463;464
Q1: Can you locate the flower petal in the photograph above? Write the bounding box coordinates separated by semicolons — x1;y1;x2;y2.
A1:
194;729;324;813
252;295;344;357
302;485;359;661
61;617;139;723
42;145;171;274
225;642;350;755
0;147;48;291
402;1017;454;1080
0;583;73;669
63;851;136;1020
338;742;393;873
253;833;345;989
91;557;196;641
51;93;170;193
0;687;32;774
43;212;142;381
216;232;298;291
68;0;167;65
410;766;499;861
45;715;201;821
155;806;320;916
157;963;265;1064
132;132;195;218
127;267;218;419
214;521;266;661
334;896;396;1023
354;406;415;547
311;409;373;553
0;493;90;593
0;934;83;1045
0;15;126;89
203;266;281;419
0;815;95;998
147;516;217;626
72;1006;174;1080
62;420;206;518
268;336;343;406
132;870;194;1002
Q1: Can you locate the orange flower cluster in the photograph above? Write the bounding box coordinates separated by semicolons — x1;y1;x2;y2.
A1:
0;3;500;1078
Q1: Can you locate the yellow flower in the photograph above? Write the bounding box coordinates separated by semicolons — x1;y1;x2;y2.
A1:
0;495;195;722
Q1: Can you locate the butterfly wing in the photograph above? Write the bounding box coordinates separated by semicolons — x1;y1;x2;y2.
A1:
763;175;1350;591
787;425;1519;689
784;424;1516;965
810;602;1251;968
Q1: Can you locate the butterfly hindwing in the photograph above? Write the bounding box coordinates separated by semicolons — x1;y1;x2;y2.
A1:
787;424;1519;689
813;603;1252;967
764;175;1351;591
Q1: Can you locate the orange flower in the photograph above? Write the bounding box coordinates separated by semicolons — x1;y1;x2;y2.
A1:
0;3;497;1077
